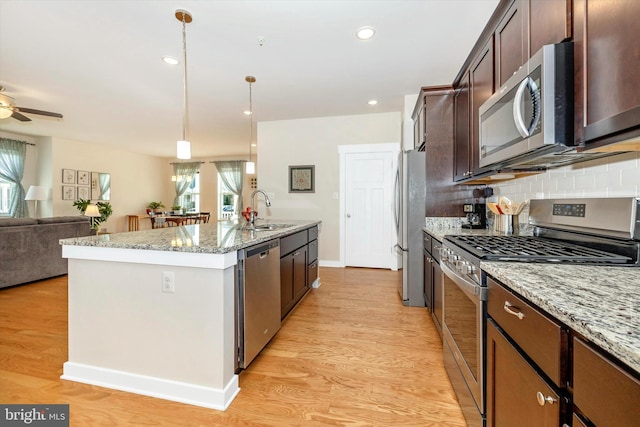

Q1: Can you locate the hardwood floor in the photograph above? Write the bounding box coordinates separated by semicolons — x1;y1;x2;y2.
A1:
0;268;465;426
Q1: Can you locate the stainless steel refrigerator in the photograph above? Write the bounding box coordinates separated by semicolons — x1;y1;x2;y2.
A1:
394;149;426;307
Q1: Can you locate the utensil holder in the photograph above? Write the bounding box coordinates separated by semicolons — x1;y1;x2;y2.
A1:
494;214;519;234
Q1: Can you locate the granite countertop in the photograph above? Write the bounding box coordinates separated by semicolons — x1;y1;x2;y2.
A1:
482;262;640;375
59;219;321;254
423;217;640;375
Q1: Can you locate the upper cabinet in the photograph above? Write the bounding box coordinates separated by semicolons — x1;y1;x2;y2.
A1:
495;0;525;88
412;90;426;150
528;0;571;56
454;73;471;181
573;0;640;150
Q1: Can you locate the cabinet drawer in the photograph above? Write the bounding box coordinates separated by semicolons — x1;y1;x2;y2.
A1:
573;337;640;427
307;225;319;242
280;230;307;256
307;260;318;287
308;240;318;264
487;278;567;386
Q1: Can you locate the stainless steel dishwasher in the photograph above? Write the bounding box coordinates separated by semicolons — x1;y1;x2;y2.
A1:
236;239;281;370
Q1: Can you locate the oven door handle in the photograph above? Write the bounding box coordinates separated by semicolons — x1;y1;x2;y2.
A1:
441;261;485;301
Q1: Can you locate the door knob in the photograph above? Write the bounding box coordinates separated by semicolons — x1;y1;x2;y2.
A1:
347;213;351;218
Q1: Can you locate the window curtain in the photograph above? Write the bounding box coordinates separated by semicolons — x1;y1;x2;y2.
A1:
213;160;245;215
173;161;201;207
0;138;28;218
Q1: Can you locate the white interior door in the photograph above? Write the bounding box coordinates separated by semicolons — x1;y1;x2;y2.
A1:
344;151;395;268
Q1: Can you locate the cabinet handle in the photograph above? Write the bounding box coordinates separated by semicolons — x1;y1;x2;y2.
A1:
536;391;557;406
503;301;525;320
293;251;301;257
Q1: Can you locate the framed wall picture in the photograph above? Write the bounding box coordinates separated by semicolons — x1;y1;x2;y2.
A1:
77;186;90;200
62;169;76;184
77;170;90;185
62;186;76;200
288;165;315;193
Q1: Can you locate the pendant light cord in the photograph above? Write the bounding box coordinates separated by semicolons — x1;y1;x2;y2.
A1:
181;13;188;142
249;80;253;163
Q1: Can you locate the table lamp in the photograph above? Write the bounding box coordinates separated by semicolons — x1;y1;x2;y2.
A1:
84;204;101;231
24;185;48;218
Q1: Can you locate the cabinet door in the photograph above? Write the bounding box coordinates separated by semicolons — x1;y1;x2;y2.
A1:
454;73;471;181
423;252;433;311
280;253;295;318
574;0;640;146
292;245;308;303
487;319;561;427
528;0;571;56
431;261;443;335
471;38;494;173
495;0;526;87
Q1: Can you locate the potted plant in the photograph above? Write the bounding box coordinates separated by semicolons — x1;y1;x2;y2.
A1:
147;201;165;214
73;198;113;232
171;205;182;215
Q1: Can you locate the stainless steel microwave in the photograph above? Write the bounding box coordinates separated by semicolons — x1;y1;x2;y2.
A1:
478;43;574;169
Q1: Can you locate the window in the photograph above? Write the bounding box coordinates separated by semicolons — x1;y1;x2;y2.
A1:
0;178;11;216
176;172;200;212
218;176;238;220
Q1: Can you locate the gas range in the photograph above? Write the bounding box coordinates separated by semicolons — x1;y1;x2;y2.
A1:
442;197;640;285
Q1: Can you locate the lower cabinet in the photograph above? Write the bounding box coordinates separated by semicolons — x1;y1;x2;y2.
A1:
280;226;318;319
486;319;562;427
423;231;443;337
572;336;640;426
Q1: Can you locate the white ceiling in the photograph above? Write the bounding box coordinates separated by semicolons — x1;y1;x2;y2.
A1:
0;0;499;158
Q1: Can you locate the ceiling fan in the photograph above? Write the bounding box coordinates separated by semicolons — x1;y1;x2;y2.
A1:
0;86;63;122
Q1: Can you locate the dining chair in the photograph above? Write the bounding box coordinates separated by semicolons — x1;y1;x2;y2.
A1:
199;212;211;223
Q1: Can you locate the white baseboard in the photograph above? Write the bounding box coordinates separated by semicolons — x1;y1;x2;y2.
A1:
61;362;240;411
319;260;343;268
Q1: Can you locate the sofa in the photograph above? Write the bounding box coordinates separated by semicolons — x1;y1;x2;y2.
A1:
0;216;93;289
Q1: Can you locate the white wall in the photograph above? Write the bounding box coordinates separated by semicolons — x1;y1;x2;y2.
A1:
48;137;170;232
258;112;402;264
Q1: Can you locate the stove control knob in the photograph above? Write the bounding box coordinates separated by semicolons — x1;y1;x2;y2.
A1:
448;253;459;263
455;259;468;274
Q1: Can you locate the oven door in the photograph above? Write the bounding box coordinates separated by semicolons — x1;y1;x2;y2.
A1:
442;260;486;424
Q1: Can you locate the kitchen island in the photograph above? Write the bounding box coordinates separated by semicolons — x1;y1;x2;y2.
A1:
59;219;320;410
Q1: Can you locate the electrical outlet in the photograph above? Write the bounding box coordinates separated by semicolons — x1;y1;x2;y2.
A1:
161;271;175;293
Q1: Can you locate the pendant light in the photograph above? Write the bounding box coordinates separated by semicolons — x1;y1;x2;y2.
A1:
176;9;192;160
245;76;256;174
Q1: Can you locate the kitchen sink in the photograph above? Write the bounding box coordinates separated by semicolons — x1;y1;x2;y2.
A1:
246;223;294;231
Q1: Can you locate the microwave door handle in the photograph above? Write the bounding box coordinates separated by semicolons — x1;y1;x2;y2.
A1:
513;77;532;138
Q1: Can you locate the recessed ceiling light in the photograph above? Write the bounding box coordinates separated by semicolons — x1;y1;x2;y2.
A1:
368;99;378;105
162;56;179;65
356;26;376;40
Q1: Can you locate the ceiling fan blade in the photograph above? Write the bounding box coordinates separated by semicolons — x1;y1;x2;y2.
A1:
15;107;63;119
11;111;32;122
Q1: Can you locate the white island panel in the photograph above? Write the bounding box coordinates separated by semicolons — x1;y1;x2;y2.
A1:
61;252;239;410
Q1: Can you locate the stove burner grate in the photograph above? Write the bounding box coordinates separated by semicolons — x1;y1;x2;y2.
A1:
450;235;632;265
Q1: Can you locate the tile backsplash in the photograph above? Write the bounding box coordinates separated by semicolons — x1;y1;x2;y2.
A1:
484;151;639;221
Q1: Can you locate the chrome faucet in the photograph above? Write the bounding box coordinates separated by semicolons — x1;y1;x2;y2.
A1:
249;190;271;226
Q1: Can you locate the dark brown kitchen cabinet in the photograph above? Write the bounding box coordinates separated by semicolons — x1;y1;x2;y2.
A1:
572;336;640;426
469;38;495;176
453;36;493;183
486;319;563;427
454;73;471;181
307;225;319;287
573;0;640;149
495;0;525;87
280;229;309;319
422;232;443;338
527;0;571;56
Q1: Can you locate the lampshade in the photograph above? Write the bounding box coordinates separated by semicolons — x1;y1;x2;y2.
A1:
84;204;101;217
245;161;255;174
177;140;191;159
25;185;48;201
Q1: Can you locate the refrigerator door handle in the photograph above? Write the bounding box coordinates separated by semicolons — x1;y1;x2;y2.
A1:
393;166;400;233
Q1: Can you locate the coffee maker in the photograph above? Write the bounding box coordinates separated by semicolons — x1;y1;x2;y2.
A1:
462;203;487;229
